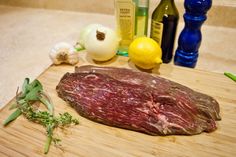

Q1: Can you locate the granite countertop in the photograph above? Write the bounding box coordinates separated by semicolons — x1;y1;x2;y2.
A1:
0;5;235;108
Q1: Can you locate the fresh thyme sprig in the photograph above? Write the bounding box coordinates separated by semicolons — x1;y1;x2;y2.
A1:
3;78;79;154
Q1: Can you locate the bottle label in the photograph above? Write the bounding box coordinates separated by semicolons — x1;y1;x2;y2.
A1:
115;0;135;47
151;20;163;45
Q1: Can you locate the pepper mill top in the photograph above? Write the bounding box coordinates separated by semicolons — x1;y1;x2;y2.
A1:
184;0;212;16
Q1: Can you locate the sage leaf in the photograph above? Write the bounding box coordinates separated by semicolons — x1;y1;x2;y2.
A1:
3;109;22;126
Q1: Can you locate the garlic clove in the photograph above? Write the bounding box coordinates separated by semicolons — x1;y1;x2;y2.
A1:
50;42;79;65
49;48;63;65
67;53;79;65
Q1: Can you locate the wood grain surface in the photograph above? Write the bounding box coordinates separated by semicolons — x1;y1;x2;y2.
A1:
0;53;236;157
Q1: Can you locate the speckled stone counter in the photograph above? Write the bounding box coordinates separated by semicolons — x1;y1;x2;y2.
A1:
0;5;235;108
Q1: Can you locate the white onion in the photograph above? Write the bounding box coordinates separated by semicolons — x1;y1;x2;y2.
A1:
85;26;120;61
79;24;103;48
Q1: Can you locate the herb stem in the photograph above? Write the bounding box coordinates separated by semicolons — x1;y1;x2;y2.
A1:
39;96;54;115
44;135;52;154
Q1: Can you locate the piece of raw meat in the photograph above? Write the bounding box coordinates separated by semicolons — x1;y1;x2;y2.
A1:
56;66;221;135
75;65;221;121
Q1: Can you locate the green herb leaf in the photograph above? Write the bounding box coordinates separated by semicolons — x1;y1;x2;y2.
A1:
224;72;236;82
3;109;22;126
9;103;18;110
25;79;43;93
24;85;42;101
21;78;30;95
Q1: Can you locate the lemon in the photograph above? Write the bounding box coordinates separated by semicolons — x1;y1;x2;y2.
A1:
128;37;162;69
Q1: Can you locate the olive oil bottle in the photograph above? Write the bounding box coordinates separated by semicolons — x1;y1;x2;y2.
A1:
150;0;179;63
115;0;136;53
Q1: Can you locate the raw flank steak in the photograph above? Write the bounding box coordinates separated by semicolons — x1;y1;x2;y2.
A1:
56;65;221;135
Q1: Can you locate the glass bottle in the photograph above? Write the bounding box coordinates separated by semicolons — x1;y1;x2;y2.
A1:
115;0;136;54
150;0;179;63
134;0;149;37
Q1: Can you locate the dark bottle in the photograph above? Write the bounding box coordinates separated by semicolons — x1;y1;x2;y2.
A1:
150;0;179;63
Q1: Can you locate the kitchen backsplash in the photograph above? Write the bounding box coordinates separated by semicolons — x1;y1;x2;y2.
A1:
0;0;235;28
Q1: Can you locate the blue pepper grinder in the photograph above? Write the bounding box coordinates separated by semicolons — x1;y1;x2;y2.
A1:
174;0;212;68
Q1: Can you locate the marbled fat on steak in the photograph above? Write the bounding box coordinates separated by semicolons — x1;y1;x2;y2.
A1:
56;65;221;135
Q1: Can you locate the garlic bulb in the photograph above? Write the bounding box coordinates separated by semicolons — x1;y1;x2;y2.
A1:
49;42;79;65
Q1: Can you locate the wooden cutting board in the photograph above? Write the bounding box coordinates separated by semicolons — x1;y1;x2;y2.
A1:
0;54;236;157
